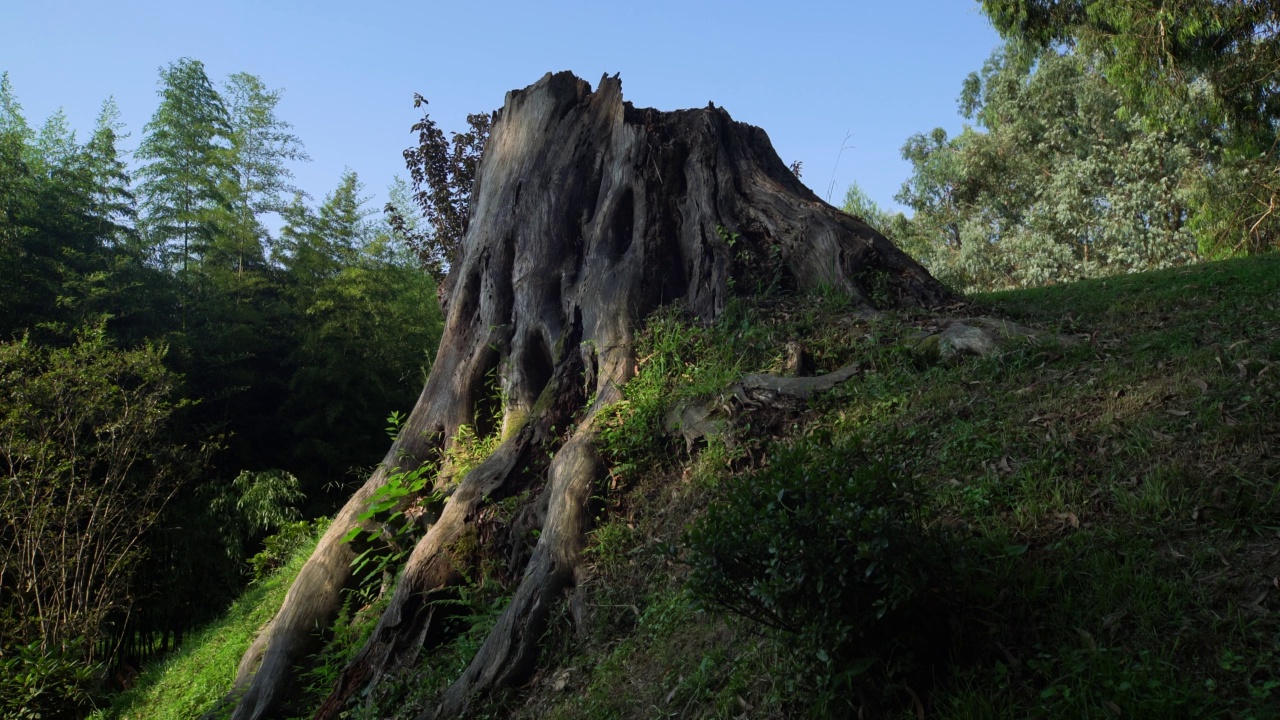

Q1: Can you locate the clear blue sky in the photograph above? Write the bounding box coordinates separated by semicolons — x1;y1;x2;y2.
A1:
1;0;1000;219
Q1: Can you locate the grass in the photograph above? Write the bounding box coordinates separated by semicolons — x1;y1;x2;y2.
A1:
102;531;320;720
513;254;1280;719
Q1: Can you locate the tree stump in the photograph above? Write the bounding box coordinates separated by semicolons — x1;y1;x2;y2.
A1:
222;70;953;720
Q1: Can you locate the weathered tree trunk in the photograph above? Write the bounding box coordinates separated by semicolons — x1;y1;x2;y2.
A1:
223;71;953;720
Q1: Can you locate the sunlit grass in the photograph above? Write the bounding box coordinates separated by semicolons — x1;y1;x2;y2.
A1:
103;533;319;720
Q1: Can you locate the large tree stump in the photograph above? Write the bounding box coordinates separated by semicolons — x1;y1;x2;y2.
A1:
222;71;953;720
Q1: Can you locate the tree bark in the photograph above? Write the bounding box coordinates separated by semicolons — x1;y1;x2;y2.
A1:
224;70;953;720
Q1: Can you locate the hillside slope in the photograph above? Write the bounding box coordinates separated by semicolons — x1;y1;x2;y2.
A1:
116;254;1280;719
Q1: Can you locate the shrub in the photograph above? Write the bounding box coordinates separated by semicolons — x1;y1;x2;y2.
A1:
0;324;201;660
684;439;952;712
0;640;102;719
249;518;330;581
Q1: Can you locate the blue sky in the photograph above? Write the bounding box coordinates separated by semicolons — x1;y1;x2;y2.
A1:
1;1;1000;219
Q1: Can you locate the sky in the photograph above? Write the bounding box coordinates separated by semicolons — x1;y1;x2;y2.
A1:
0;0;1002;220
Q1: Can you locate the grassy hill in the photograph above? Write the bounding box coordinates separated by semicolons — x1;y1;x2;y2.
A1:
111;254;1280;719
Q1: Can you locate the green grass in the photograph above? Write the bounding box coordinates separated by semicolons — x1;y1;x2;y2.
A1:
513;254;1280;719
102;532;320;720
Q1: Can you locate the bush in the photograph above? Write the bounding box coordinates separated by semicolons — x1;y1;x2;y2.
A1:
0;640;102;719
0;325;201;661
684;439;952;712
249;518;329;581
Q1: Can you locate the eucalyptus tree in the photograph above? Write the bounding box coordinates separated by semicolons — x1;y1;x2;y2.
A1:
897;43;1202;291
979;0;1280;253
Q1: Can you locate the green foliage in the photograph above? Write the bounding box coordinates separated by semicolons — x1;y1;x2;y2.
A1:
292;591;392;717
896;44;1202;292
208;469;306;568
979;0;1280;254
443;423;502;480
342;453;442;602
0;324;200;658
135;58;235;274
279;174;443;496
224;71;308;223
684;439;950;713
104;529;320;720
599;306;753;478
249;518;329;581
840;181;897;236
229;470;306;535
0;640;102;720
0;75;152;342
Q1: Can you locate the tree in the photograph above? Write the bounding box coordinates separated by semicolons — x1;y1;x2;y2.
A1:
0;325;200;661
224;72;309;257
0;72;32;139
979;0;1280;252
0;78;145;341
840;181;896;234
277;171;443;497
895;43;1201;291
225;72;308;216
224;71;952;720
82;98;137;243
135;58;234;277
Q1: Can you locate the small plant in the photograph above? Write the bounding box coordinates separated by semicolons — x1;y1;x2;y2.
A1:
442;423;501;482
385;410;407;440
342;462;441;598
715;224;739;248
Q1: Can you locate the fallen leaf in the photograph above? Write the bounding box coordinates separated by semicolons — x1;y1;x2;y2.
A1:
1102;610;1127;629
1076;627;1096;651
1166;409;1190;417
1104;699;1123;716
1152;430;1174;441
1191;377;1208;392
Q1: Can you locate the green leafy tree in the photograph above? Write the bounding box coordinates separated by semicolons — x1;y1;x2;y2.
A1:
0;325;204;661
135;58;234;277
840;182;896;234
896;44;1201;291
225;72;308;216
225;72;309;261
0;78;151;341
280;171;443;496
979;0;1280;252
0;72;32;139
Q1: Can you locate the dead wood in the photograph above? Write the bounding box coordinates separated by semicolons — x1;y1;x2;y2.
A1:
224;70;954;720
